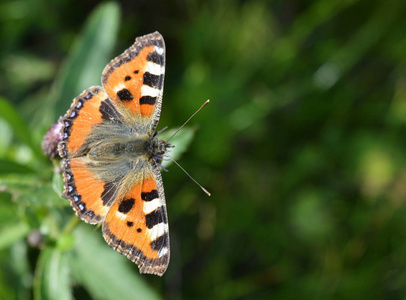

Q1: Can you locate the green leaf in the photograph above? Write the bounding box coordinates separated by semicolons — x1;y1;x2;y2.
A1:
51;2;120;118
52;171;64;195
10;242;31;300
70;225;162;300
0;192;19;227
34;247;71;300
0;118;13;157
0;97;42;158
0;175;68;207
159;127;195;167
0;223;29;250
56;233;75;252
0;159;35;174
0;242;31;300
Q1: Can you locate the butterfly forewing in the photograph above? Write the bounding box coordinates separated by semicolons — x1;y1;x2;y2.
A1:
101;31;165;133
59;86;107;158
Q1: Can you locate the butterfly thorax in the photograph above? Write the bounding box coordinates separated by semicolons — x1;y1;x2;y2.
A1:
87;134;169;162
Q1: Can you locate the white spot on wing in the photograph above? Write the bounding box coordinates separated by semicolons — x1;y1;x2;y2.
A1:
158;247;168;258
141;85;160;97
115;211;128;220
113;83;126;93
147;223;168;240
145;61;164;75
154;46;164;55
143;198;161;214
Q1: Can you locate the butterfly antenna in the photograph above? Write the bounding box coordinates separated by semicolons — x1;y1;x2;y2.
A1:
166;100;210;143
166;153;211;196
155;126;168;136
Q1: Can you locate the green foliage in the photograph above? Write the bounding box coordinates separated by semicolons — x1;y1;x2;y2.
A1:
50;2;120;119
69;225;161;300
160;127;196;167
34;248;71;300
0;0;405;299
0;97;41;158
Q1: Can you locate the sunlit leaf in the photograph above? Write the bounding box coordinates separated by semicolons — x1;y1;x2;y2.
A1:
34;248;71;300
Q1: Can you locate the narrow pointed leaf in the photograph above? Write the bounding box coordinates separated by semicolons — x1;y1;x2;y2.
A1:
34;248;71;300
51;2;120;118
70;225;162;300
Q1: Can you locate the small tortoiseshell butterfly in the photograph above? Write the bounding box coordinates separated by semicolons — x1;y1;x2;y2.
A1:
58;32;171;276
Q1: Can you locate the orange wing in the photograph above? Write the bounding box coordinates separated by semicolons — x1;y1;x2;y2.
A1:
61;157;121;224
59;86;125;223
102;168;169;276
59;86;106;158
101;32;165;132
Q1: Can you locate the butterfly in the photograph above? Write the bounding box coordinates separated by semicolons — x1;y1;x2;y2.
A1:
58;32;171;276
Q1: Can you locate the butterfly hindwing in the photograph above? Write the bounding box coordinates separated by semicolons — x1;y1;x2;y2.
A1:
101;31;165;132
102;163;170;276
61;157;120;224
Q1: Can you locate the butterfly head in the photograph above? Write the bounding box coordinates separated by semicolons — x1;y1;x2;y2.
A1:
156;139;171;155
149;137;174;163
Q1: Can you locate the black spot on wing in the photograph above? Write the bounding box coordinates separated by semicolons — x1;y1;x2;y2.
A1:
65;171;73;183
72;198;100;222
117;89;134;101
145;206;167;229
141;190;159;201
118;198;135;214
126;221;134;227
150;233;169;251
145;35;164;49
147;52;164;66
143;72;163;89
66;182;77;196
67;110;78;119
84;91;94;100
139;96;156;105
124;76;131;81
101;182;117;206
75;99;84;109
99;99;123;122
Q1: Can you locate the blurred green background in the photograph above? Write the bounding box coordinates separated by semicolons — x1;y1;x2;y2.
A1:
0;0;405;299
